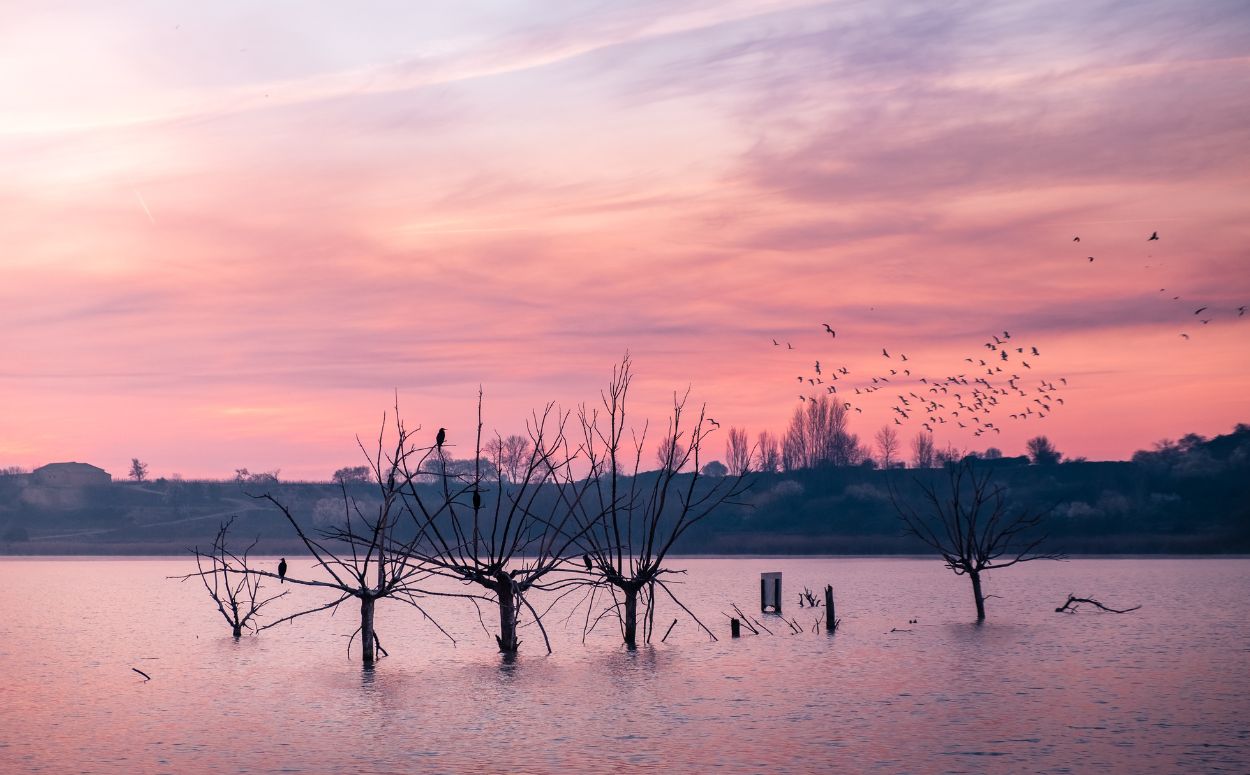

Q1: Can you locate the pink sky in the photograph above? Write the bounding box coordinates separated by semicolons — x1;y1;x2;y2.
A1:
2;1;1248;480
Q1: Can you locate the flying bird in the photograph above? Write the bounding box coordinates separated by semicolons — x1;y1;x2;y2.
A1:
1073;236;1080;242
1180;333;1190;339
772;339;779;346
1239;306;1246;317
278;558;287;583
436;427;446;448
1088;256;1095;262
823;324;835;337
1148;231;1159;241
707;418;720;427
1194;307;1207;315
882;348;889;357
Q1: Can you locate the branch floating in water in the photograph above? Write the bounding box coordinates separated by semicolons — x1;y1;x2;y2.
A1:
1055;594;1141;614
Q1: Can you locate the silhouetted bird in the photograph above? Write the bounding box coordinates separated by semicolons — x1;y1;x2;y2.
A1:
1180;333;1190;339
1239;306;1247;317
823;323;835;337
787;342;793;349
1073;236;1080;242
773;338;779;346
1194;307;1207;315
882;348;889;357
472;490;481;510
278;558;287;583
707;418;720;427
1148;231;1159;241
583;554;593;570
1088;256;1095;262
436;428;446;448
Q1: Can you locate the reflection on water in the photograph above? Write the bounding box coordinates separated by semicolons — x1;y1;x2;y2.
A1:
1;557;1248;773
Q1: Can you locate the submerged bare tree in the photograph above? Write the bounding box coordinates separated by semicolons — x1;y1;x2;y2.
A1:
576;356;752;648
400;394;597;654
182;517;287;637
244;413;451;664
891;459;1062;620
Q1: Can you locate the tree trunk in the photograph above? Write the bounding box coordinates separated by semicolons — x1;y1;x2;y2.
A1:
360;595;377;664
623;586;639;649
232;623;242;638
496;578;519;653
970;571;986;621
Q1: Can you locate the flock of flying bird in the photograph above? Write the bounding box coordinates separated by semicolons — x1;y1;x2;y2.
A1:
777;325;1066;441
1077;231;1247;338
771;230;1245;445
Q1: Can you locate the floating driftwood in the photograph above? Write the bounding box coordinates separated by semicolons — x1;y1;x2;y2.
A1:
1055;594;1141;614
131;667;151;681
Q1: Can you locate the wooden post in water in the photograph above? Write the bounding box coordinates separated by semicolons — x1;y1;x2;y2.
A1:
760;577;766;612
731;618;741;638
774;576;783;615
825;584;837;633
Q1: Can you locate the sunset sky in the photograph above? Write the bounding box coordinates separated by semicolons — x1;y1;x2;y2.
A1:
3;0;1248;480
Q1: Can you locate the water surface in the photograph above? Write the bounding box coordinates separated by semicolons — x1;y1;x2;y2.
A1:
1;558;1247;773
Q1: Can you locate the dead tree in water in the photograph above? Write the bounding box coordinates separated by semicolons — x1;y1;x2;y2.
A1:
247;412;451;664
890;459;1062;621
400;393;598;654
575;355;752;648
181;517;287;637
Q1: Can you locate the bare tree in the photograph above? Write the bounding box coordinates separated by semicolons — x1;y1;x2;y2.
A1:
399;395;596;654
782;395;860;470
655;433;688;471
332;465;371;485
180;517;287;637
755;430;781;473
129;458;149;482
911;432;936;468
575;356;752;648
875;426;900;468
725;427;751;475
934;442;963;467
239;413;449;664
891;459;1062;620
1026;436;1062;465
486;434;534;483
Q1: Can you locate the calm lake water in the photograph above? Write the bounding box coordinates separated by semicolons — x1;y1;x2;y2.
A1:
1;557;1247;774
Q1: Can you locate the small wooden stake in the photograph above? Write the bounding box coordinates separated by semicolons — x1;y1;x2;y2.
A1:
731;618;741;638
825;584;837;633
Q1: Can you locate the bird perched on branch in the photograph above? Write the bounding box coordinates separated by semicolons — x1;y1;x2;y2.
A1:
278;558;287;583
436;427;446;448
583;553;593;570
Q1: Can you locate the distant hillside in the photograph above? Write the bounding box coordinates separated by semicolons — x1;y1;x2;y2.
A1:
2;426;1248;555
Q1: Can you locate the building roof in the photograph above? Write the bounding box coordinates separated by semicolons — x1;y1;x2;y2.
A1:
33;462;111;476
